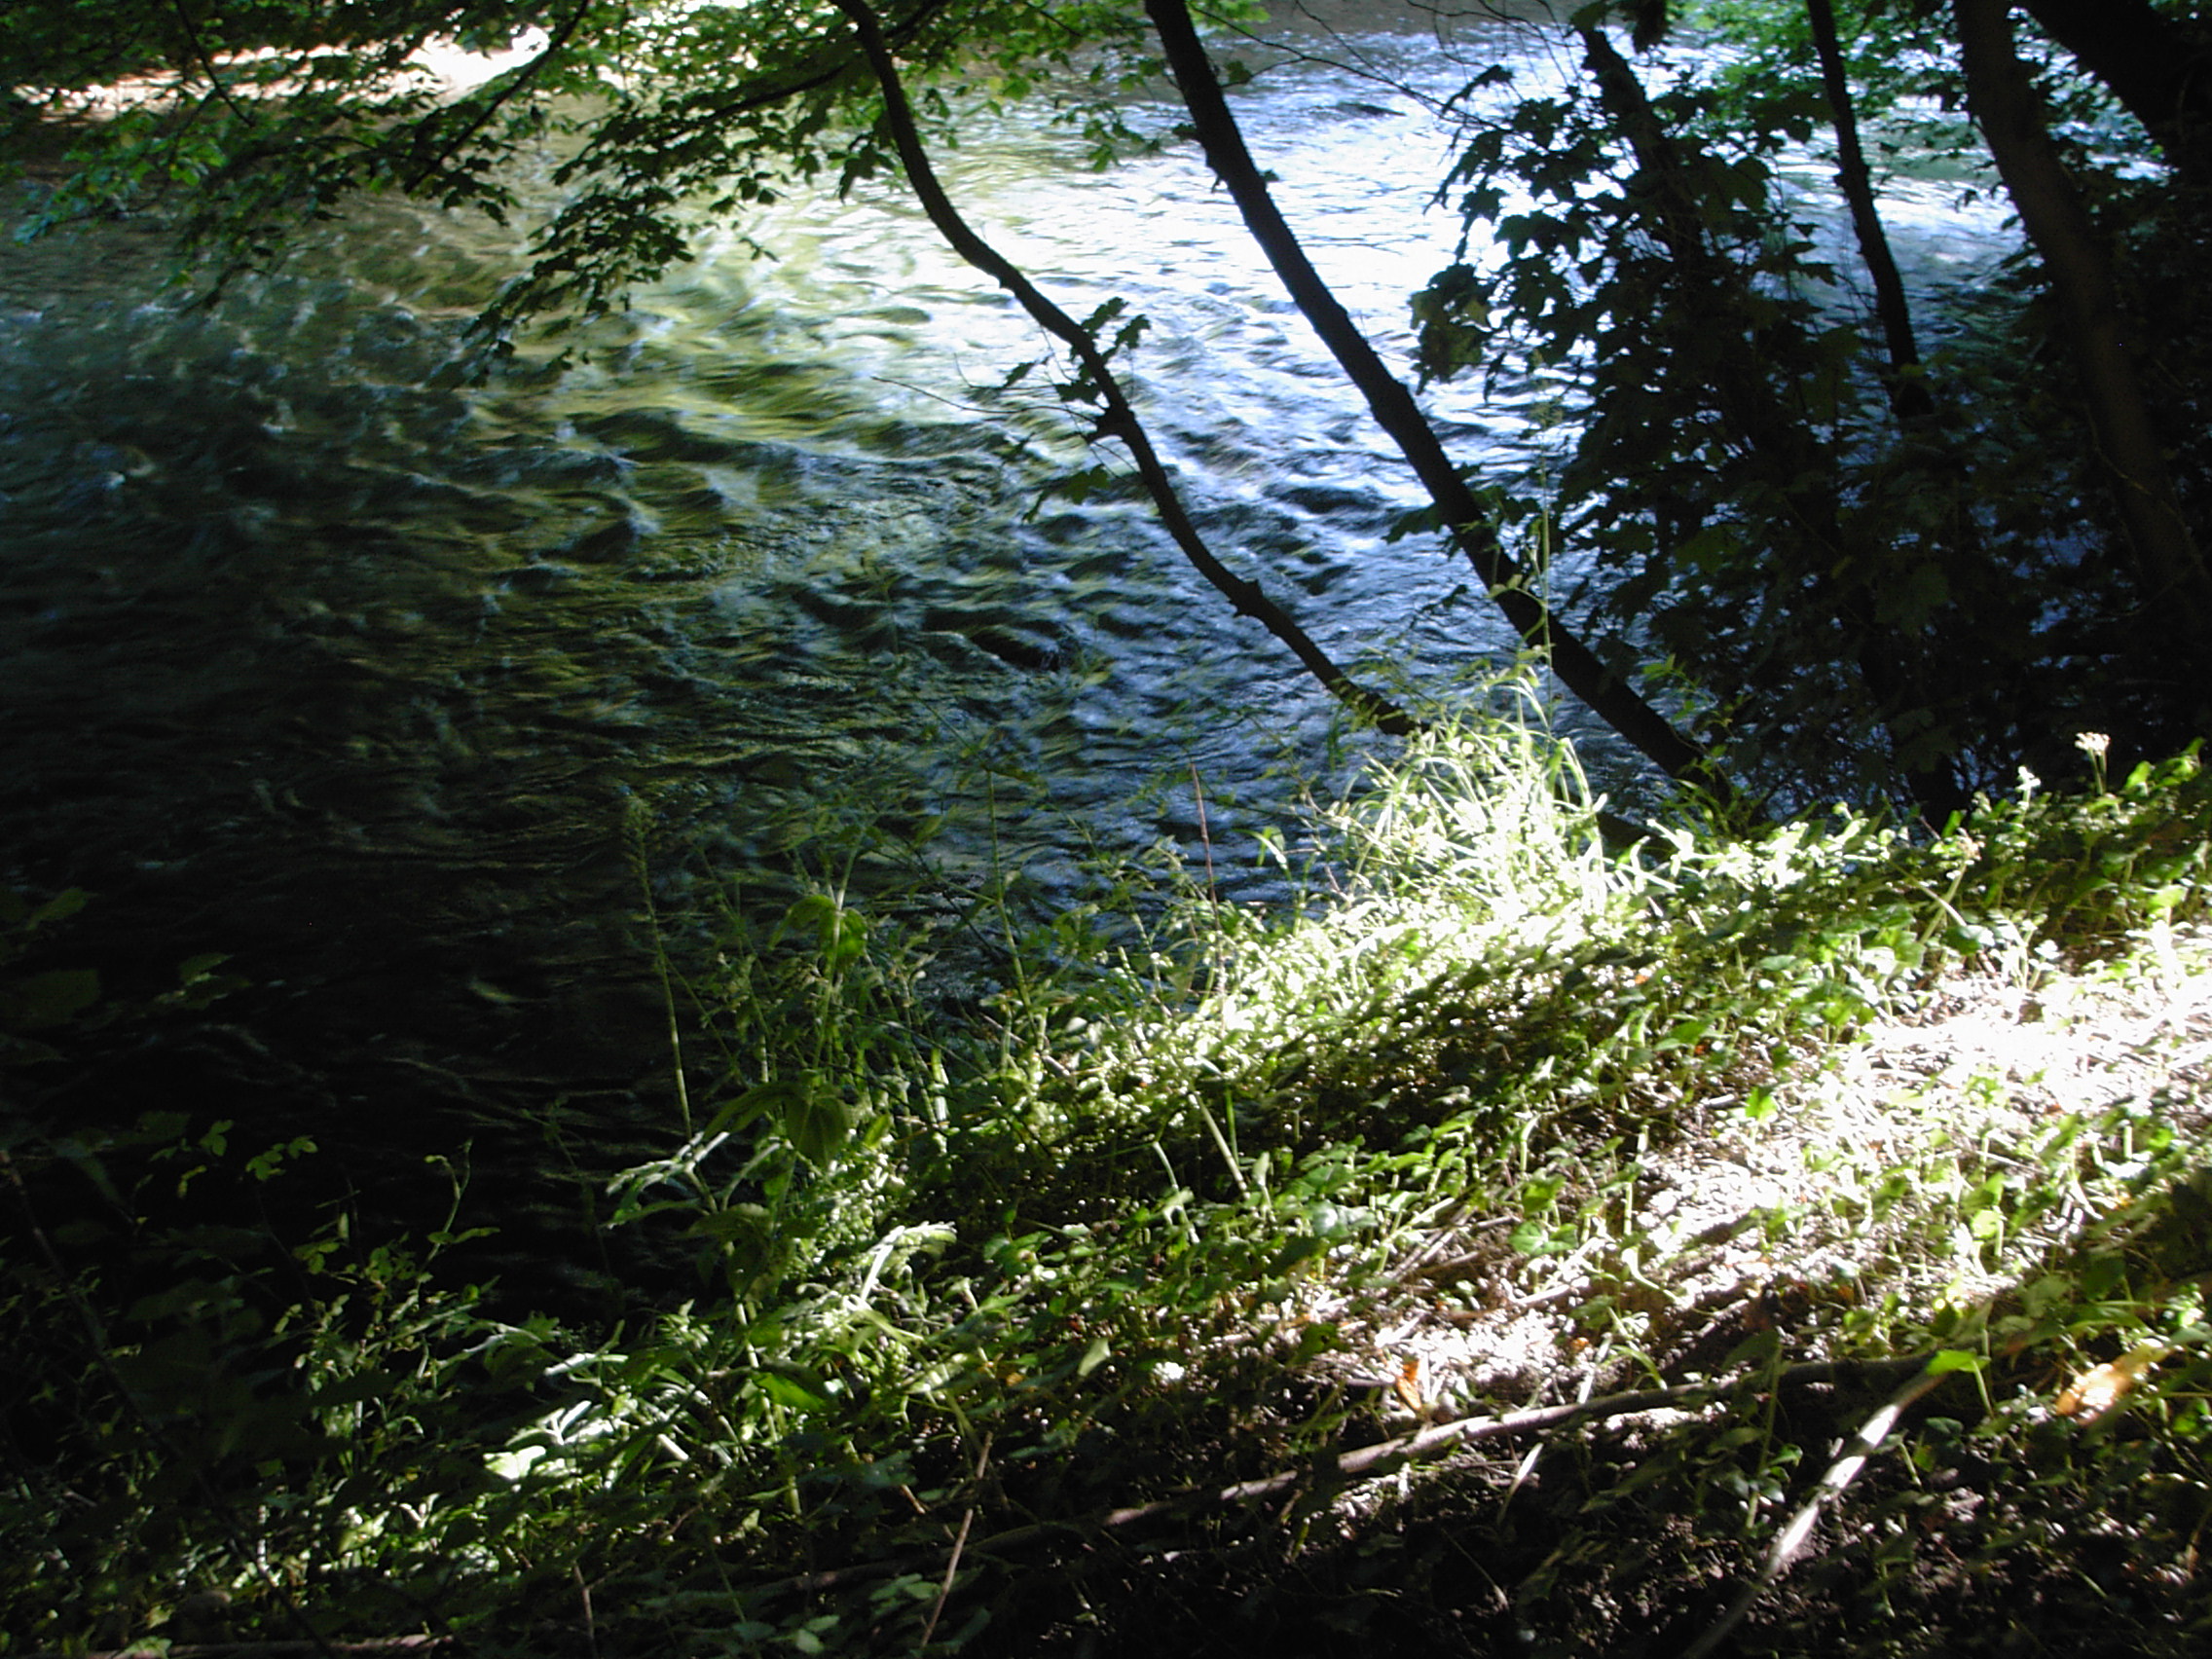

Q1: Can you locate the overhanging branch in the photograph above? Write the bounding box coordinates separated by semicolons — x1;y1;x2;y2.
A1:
1145;0;1729;796
834;0;1416;736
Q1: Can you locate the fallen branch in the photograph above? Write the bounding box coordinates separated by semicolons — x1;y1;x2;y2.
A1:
915;1431;992;1651
1677;1358;1953;1659
769;1378;1714;1599
760;1350;1936;1601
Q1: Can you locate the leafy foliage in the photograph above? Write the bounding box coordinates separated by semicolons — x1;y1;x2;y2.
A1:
4;2;1167;348
1418;2;2207;805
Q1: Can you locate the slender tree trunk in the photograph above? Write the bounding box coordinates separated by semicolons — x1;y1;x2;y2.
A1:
830;0;1414;736
1806;0;1998;714
1954;0;2212;648
1579;23;1966;815
1140;0;1727;797
1806;0;1931;421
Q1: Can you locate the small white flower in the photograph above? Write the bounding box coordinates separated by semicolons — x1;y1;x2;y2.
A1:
2075;731;2111;759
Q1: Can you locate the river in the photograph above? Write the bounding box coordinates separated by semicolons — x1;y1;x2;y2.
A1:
0;12;2011;1291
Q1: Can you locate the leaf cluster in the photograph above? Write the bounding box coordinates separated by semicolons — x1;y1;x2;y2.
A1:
1418;3;2211;806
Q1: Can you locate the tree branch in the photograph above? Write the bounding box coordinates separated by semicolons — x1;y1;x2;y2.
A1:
399;0;596;194
1578;20;1966;815
1955;0;2212;650
832;0;1416;736
1144;0;1729;796
1677;1360;1950;1659
166;0;257;127
2023;0;2212;186
1806;0;1931;422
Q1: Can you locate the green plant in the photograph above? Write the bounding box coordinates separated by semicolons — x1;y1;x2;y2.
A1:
8;708;2211;1654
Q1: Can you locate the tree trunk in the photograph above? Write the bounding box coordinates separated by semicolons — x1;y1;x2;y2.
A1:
2022;0;2212;184
1806;0;1931;422
831;0;1415;737
1954;0;2212;649
1140;0;1727;797
1579;22;1967;816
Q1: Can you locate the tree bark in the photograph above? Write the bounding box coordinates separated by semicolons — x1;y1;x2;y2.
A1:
1141;0;1727;797
2022;0;2212;184
1954;0;2212;647
1806;0;1931;422
830;0;1415;736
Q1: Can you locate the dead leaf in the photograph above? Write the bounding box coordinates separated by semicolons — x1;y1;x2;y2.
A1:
2054;1343;2167;1420
1392;1355;1424;1416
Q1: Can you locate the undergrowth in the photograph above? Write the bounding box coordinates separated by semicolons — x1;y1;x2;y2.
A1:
5;700;2210;1656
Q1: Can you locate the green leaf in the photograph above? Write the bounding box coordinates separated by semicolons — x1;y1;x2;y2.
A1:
27;889;89;929
0;968;99;1031
1077;1335;1111;1378
781;892;839;938
781;894;864;968
692;1202;773;1243
1511;1219;1569;1256
1926;1349;1984;1377
755;1367;835;1414
784;1073;854;1169
706;1081;798;1140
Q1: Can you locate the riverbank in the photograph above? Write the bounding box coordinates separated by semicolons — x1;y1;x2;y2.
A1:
8;712;2207;1656
0;16;1548;1314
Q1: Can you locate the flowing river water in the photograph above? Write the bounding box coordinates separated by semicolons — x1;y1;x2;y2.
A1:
0;15;2012;1287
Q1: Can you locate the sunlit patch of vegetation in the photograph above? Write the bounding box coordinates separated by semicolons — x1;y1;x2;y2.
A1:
6;695;2211;1655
